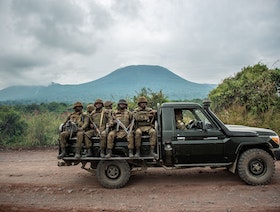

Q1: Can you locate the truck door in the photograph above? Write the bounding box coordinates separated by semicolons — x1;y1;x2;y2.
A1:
171;108;226;164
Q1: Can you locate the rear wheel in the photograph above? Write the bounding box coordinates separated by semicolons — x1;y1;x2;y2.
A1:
237;149;275;185
96;160;130;189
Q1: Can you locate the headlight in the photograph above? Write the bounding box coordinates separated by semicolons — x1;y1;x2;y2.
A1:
270;135;280;145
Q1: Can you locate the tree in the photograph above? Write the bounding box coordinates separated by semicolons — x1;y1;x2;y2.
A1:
209;63;280;114
131;87;169;109
0;106;27;145
208;63;280;134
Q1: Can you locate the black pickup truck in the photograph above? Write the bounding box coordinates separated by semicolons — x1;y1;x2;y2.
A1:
57;100;280;188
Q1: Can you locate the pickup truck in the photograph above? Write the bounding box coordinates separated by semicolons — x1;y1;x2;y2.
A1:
57;100;280;189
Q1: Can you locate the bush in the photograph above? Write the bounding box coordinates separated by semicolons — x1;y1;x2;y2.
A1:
22;112;66;147
0;106;28;146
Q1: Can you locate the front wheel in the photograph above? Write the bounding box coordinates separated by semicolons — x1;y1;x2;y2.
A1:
96;160;130;189
237;149;275;185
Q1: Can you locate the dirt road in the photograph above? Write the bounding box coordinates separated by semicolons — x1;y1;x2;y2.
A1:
0;149;279;212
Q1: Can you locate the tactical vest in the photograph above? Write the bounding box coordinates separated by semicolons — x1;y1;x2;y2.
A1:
69;112;84;127
91;108;109;130
114;109;131;127
134;107;153;126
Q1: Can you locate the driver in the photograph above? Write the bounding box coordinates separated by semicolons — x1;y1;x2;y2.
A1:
175;109;186;130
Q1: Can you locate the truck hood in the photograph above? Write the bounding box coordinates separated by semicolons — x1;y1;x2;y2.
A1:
225;125;277;137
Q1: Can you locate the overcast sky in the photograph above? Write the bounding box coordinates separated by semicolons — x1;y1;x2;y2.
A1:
0;0;279;90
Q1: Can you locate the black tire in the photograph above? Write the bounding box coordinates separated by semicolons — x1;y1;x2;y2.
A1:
237;149;275;185
96;160;130;189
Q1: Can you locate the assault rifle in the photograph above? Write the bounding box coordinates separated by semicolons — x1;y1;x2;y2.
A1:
127;118;135;137
115;118;129;134
89;117;101;137
64;120;78;138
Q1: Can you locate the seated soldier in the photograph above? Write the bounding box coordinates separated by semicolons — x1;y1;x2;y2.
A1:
133;96;158;158
84;99;113;157
57;102;89;159
106;99;134;158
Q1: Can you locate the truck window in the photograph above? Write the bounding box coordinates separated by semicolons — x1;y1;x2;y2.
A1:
174;108;215;130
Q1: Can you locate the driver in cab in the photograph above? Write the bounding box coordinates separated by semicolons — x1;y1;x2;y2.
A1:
175;109;186;130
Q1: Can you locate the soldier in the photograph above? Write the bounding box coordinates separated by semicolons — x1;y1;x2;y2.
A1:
175;109;186;130
133;96;158;158
104;101;113;110
106;99;134;158
86;104;95;115
84;99;113;157
57;102;89;159
104;100;113;117
73;104;95;158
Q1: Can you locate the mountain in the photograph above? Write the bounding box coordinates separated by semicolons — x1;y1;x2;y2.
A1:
0;65;216;103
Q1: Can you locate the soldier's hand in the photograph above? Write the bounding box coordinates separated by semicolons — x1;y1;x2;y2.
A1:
148;112;154;118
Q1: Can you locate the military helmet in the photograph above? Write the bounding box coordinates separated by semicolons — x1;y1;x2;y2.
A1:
118;99;128;106
73;101;83;109
138;96;148;105
104;101;113;108
86;104;95;112
94;98;104;106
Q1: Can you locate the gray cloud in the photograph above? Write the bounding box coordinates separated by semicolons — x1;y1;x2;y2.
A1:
0;0;279;90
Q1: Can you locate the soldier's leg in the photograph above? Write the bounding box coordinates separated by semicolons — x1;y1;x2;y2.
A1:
148;128;158;158
100;130;107;158
75;131;84;158
134;128;142;157
84;130;94;157
127;134;134;158
106;130;116;158
57;131;70;159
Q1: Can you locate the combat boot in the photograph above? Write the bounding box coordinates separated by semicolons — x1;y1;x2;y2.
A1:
134;149;140;158
100;149;105;158
105;149;112;158
57;148;66;159
86;148;93;157
74;147;81;159
128;149;134;158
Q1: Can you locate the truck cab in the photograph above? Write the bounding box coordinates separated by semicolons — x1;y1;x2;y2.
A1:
159;101;279;169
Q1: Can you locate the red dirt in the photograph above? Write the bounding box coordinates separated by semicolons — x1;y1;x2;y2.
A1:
0;149;279;212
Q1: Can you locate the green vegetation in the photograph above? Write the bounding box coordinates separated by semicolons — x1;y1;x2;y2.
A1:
0;89;170;148
1;63;280;148
209;63;280;134
0;106;27;146
0;104;68;148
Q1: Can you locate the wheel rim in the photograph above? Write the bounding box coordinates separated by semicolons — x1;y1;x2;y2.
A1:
249;159;266;176
106;165;120;179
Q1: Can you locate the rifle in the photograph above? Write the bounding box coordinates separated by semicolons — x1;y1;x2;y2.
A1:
115;118;129;134
65;120;78;138
127;118;135;137
89;117;101;137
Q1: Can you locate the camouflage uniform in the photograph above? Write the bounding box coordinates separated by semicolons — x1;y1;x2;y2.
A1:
133;96;157;158
84;99;113;157
106;99;134;158
104;100;113;117
57;102;89;159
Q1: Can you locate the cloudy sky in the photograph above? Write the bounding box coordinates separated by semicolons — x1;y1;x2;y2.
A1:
0;0;279;90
